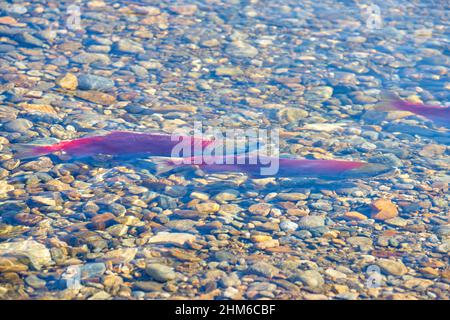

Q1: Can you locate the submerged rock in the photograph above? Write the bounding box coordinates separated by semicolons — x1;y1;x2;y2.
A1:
371;199;398;220
298;216;325;229
145;263;176;282
147;232;196;246
0;240;52;270
377;259;408;276
226;40;258;58
77;74;114;91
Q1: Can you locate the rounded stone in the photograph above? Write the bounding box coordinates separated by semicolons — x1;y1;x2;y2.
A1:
145;263;176;282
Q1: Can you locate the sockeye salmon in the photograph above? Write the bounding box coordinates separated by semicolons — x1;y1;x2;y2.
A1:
380;95;450;129
15;131;216;159
158;155;392;179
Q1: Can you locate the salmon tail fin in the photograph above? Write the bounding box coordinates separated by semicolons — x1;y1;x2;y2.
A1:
14;144;53;159
149;157;180;175
374;92;402;112
342;163;395;179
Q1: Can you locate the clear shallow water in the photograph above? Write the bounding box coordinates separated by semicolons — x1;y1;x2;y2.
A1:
0;0;448;300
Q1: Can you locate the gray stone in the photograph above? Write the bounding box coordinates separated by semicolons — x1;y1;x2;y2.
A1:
376;259;408;276
213;190;239;202
145;263;176;282
280;220;298;232
71;52;110;64
130;65;149;78
248;281;277;292
214;250;237;262
3;119;33;132
114;39;144;54
220;272;241;287
147;232;196;246
347;236;373;247
294;270;324;288
385;217;408;227
298;216;325;229
25;275;46;289
14;32;46;48
0;240;52;270
134;281;164;292
77;74;114;91
248;261;279;278
277;108;309;123
226;40;258;58
80;262;106;279
310;201;333;211
304;86;333;102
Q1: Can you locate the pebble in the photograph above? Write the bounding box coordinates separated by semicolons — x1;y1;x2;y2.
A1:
215;67;243;77
325;268;347;280
371;199;398;220
77;74;114;91
103;274;123;289
88;291;111;300
213;190;239;202
277;108;309;123
195;202;220;213
145;263;176;282
147;232;196;246
223;287;240;299
0;256;28;272
81;263;106;279
14;32;46;48
56;73;78;90
169;4;197;16
134;281;164;292
279;220;298;232
72;52;110;64
295;270;324;289
0;181;14;195
91;213;116;230
277;193;308;201
304;86;333;102
220;272;241;288
25;275;46;289
114;39;145;54
100;248;137;264
3;119;33;132
343;211;368;221
385;217;408;227
298;216;325;229
226;40;258;58
347;236;373;247
249;261;279;278
0;240;52;270
377;259;408;276
248;203;272;216
18;103;57;115
74;90;116;105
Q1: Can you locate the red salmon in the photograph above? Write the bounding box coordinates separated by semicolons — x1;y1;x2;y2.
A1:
15;131;216;159
380;95;450;129
160;155;392;179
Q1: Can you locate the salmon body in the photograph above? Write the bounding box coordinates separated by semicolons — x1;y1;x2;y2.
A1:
169;155;391;179
16;131;215;159
388;98;450;129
